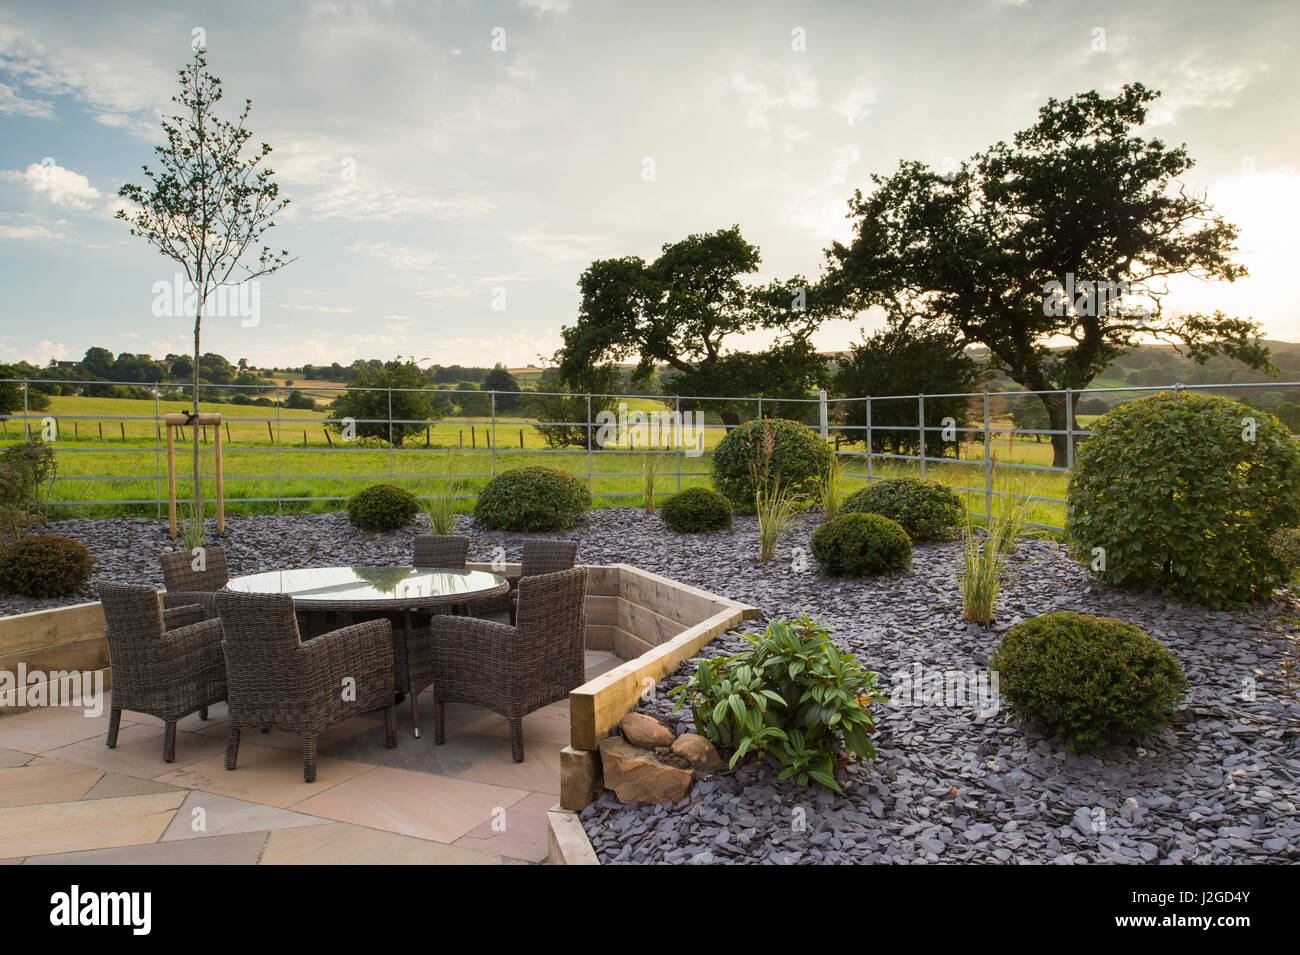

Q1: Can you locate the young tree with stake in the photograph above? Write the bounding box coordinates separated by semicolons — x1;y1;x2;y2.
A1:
117;47;293;523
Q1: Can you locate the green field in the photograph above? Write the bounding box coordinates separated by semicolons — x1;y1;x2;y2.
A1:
1;393;1075;530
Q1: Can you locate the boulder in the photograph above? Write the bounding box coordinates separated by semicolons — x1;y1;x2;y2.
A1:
619;712;675;749
599;736;693;804
671;732;726;772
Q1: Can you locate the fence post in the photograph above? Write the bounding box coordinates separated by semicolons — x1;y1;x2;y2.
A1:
490;391;498;477
818;389;828;440
865;395;873;486
22;380;29;439
918;393;926;478
586;394;594;495
983;391;992;520
275;385;282;516
153;383;161;519
387;387;395;482
1064;387;1074;471
674;395;682;492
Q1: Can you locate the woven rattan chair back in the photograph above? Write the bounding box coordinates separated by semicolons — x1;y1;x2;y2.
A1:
216;591;308;708
161;545;229;593
519;539;578;579
413;535;470;569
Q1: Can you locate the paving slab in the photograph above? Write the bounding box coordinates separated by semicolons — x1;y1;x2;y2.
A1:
154;744;375;808
0;791;185;858
451;790;556;863
161;791;326;841
0;746;33;768
81;771;186;801
0;707;120;754
42;721;226;779
0;760;103;808
259;822;512;865
293;765;530;843
24;830;267;865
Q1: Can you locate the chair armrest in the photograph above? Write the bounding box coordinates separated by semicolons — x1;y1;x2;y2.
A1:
163;590;218;617
427;614;515;653
162;603;205;630
160;617;224;662
301;619;394;681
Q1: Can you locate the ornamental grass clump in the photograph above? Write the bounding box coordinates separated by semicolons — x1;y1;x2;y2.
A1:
958;486;1033;625
643;454;657;515
669;614;883;791
421;457;461;535
990;611;1186;750
818;456;843;520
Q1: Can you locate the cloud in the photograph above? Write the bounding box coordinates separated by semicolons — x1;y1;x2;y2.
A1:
0;81;53;118
278;303;359;313
3;162;103;211
347;241;441;271
509;231;610;262
0;221;63;241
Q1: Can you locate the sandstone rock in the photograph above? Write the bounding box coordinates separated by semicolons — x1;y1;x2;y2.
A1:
671;732;726;772
619;712;675;749
599;736;693;804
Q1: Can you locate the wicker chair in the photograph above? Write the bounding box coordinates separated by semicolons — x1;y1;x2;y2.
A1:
429;566;588;762
413;535;469;569
215;591;397;782
508;539;579;624
97;582;227;763
160;545;229;619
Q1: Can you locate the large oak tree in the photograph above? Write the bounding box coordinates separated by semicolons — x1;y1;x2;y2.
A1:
822;83;1268;467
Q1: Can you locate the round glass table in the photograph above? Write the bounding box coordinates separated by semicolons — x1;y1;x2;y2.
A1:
223;566;509;738
224;565;509;612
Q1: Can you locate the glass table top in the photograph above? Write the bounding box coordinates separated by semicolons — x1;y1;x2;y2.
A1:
224;566;507;604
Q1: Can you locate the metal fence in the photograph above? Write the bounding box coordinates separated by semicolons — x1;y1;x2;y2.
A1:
1;376;1295;532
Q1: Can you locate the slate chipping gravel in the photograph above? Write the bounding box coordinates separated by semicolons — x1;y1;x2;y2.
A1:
6;508;1299;864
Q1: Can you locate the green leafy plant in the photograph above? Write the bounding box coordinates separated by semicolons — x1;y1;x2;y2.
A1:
710;418;833;506
659;485;733;533
811;512;912;577
0;534;94;598
669;614;883;791
472;466;591;532
841;478;964;541
990;611;1187;750
1067;391;1300;608
180;500;206;551
0;438;57;544
1269;527;1300;583
346;483;419;531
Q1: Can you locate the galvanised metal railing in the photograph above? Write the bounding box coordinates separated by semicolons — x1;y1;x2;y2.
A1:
1;377;1294;531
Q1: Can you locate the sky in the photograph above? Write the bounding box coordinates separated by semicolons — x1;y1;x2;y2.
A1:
1;0;1297;372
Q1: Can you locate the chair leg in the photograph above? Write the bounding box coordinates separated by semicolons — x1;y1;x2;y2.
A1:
409;691;420;739
302;736;318;783
384;705;397;748
162;721;178;763
225;725;241;770
508;717;524;763
434;700;446;745
105;707;122;749
198;706;208;721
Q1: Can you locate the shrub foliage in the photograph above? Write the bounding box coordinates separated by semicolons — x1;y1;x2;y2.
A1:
1067;391;1300;607
659;485;733;533
990;611;1186;750
0;534;94;598
811;512;912;577
710;418;832;505
472;466;591;532
841;478;964;541
670;614;883;791
346;483;419;531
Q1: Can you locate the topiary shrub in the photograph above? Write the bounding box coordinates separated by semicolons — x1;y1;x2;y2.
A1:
710;418;833;506
472;466;591;532
841;478;964;541
346;483;419;531
0;534;94;598
1067;390;1300;608
990;611;1186;750
659;485;733;533
810;512;912;577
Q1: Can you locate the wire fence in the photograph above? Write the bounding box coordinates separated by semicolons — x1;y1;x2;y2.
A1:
1;376;1295;532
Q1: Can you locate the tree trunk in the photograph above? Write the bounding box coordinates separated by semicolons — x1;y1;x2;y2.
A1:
193;302;202;521
1037;392;1080;469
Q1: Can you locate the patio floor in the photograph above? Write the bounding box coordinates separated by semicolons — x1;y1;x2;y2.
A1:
0;650;621;864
